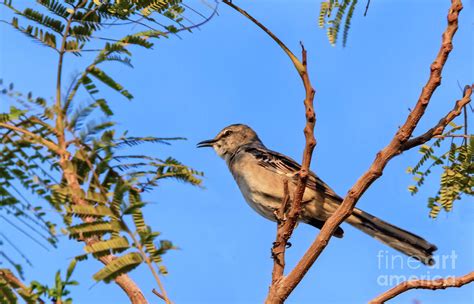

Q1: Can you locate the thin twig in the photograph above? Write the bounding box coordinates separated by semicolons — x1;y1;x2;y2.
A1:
402;85;472;150
152;288;166;301
434;134;472;139
223;1;305;75
124;222;171;304
364;0;371;16
369;271;474;303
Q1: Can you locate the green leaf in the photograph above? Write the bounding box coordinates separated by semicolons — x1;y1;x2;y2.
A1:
68;221;117;239
83;237;130;255
65;205;113;217
21;8;65;34
92;252;143;283
8;17;58;50
66;259;77;281
37;0;70;20
88;66;133;100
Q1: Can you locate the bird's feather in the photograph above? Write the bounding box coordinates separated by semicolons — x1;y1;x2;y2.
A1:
242;145;343;203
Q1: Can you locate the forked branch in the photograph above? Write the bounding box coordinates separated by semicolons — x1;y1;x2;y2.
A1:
282;0;465;300
402;84;472;150
224;0;468;303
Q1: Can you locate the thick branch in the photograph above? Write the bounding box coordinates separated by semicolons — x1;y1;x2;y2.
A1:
369;271;474;303
279;0;464;300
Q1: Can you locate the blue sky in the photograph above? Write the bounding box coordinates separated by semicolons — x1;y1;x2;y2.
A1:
0;0;473;303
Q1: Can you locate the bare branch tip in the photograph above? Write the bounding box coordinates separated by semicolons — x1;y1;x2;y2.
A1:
152;288;166;301
463;84;473;95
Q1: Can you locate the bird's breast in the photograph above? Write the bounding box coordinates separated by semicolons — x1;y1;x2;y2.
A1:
229;155;286;221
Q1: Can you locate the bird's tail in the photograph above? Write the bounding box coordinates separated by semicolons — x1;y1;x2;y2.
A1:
346;208;437;265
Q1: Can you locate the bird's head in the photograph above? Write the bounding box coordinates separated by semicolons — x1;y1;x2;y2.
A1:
197;124;261;159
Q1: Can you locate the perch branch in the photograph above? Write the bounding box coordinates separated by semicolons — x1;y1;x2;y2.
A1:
271;180;291;284
222;1;316;302
279;0;464;301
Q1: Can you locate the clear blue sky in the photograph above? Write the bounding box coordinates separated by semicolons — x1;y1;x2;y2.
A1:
0;0;473;303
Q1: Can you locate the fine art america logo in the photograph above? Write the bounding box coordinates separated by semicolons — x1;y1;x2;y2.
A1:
376;250;458;286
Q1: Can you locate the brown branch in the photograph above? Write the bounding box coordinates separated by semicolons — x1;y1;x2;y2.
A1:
222;2;316;303
0;268;45;303
152;288;166;301
369;271;474;303
271;180;291;284
268;44;316;302
222;3;318;304
277;0;464;301
402;84;472;150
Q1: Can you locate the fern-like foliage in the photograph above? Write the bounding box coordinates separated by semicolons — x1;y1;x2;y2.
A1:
318;0;358;47
1;81;203;284
0;0;214;293
92;252;143;283
407;122;473;218
0;258;78;304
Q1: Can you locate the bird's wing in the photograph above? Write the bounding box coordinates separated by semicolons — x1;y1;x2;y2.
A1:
242;145;343;203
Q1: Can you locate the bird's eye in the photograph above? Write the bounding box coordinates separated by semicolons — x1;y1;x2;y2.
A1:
223;130;233;137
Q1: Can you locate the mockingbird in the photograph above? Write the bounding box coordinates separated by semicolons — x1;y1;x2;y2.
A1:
198;124;437;265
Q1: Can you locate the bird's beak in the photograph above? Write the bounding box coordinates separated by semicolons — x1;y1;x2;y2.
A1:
197;139;217;148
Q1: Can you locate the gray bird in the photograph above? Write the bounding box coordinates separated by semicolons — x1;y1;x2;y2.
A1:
198;124;437;265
